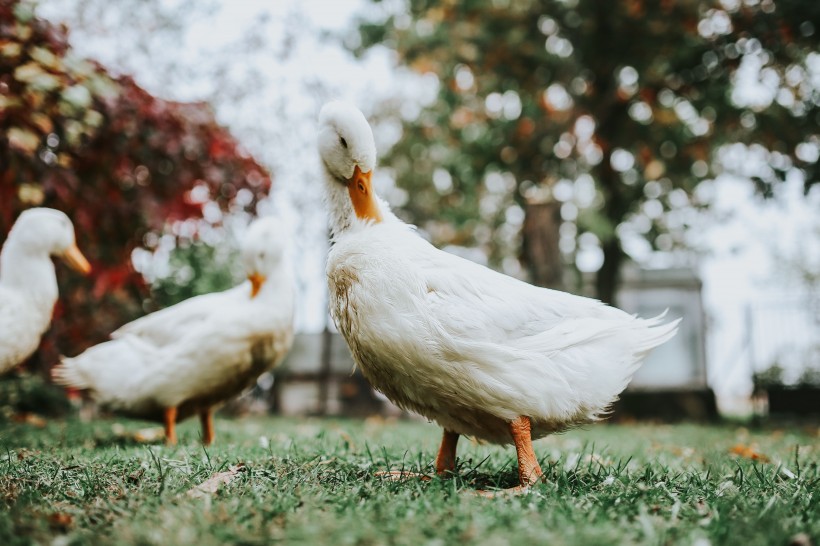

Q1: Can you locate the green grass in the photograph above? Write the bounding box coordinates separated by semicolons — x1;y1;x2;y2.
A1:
1;416;817;545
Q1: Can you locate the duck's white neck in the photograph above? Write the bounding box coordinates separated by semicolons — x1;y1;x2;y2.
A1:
252;260;296;322
323;170;357;238
322;168;394;239
0;238;59;318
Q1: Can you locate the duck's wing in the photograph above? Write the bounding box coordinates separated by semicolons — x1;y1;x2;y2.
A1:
416;237;679;354
415;241;626;344
51;334;161;409
411;239;678;421
111;284;248;347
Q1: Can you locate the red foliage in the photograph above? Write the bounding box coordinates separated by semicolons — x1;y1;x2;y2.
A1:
0;0;272;370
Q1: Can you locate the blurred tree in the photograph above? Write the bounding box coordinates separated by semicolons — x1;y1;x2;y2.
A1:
357;0;819;304
39;0;381;334
148;234;244;309
0;0;272;370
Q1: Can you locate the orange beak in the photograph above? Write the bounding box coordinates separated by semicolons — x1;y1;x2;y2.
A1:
61;244;91;275
248;272;266;299
346;165;383;223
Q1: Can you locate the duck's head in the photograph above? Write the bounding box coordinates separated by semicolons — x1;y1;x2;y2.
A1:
318;101;383;225
240;216;289;298
6;208;91;274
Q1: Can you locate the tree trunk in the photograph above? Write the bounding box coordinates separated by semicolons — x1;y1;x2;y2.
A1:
592;126;628;307
595;237;623;306
522;200;563;289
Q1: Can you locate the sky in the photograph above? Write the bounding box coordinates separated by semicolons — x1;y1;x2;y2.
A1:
37;0;820;409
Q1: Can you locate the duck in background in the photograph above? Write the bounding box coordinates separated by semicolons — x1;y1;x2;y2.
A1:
317;101;680;495
53;216;295;445
0;208;91;375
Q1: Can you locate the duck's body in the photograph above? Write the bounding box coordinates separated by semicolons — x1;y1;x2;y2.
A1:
318;101;680;492
0;208;90;374
329;220;676;444
53;217;294;444
55;284;292;422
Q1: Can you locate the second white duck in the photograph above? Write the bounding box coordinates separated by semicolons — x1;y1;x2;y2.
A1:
53;217;295;445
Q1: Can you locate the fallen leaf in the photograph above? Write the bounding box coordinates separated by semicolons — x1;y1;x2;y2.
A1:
729;444;770;463
133;428;165;443
128;468;145;484
112;425;165;443
11;413;47;428
185;464;246;499
15;448;41;461
48;512;73;530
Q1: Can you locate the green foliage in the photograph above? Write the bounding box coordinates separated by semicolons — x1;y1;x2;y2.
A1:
797;365;820;388
753;364;786;389
149;239;242;309
754;351;820;389
0;372;71;420
1;417;818;545
356;0;819;303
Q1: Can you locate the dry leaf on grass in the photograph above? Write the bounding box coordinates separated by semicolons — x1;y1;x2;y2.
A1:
186;464;246;499
12;413;47;428
111;424;165;443
47;512;73;530
729;444;770;462
15;448;41;461
128;468;145;484
133;428;165;443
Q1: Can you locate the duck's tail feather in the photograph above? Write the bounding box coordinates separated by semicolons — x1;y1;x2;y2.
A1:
634;310;681;355
51;357;89;390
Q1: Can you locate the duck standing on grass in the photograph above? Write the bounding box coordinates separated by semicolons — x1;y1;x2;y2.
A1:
0;208;91;375
52;216;295;445
317;101;680;495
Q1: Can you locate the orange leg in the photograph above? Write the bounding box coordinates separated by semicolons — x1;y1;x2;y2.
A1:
475;416;543;497
510;415;543;487
200;408;215;446
164;406;178;446
434;430;459;476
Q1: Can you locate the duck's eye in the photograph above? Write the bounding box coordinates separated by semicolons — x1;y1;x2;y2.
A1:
339;136;348;149
258;251;265;260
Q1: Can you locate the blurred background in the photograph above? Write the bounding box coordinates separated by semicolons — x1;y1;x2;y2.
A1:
1;0;818;421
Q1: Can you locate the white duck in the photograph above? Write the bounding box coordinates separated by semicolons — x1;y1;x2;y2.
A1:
52;216;295;445
0;208;91;375
318;101;680;493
